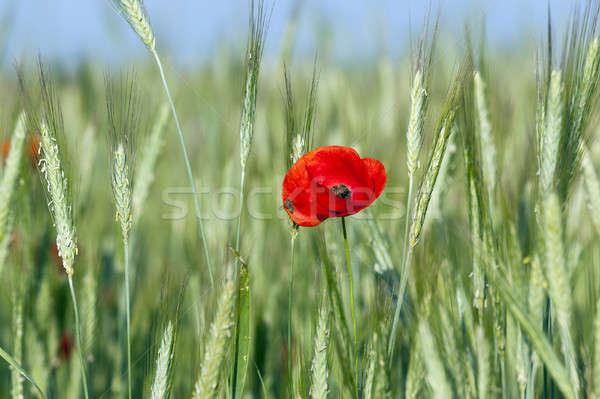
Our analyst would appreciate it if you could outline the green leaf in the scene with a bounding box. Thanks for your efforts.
[0,345,47,399]
[233,264,251,399]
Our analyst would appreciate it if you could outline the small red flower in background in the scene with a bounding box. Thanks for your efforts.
[1,140,10,160]
[282,146,386,226]
[0,134,40,168]
[59,331,74,362]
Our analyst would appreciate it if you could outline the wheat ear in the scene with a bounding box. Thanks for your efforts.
[0,112,26,239]
[539,70,563,194]
[150,321,174,399]
[582,145,600,236]
[473,71,496,200]
[310,303,329,399]
[192,277,236,399]
[0,112,26,272]
[110,0,213,284]
[39,112,88,399]
[419,319,451,399]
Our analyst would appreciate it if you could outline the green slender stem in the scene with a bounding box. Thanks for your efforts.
[341,217,358,384]
[0,346,47,399]
[388,174,414,359]
[234,170,246,275]
[151,48,214,287]
[68,276,90,399]
[288,233,296,395]
[124,238,132,399]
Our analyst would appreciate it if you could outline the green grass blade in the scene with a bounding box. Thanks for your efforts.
[488,271,576,399]
[316,232,357,395]
[0,346,47,399]
[233,264,251,399]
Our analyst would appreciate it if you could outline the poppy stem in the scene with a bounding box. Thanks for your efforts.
[68,275,90,399]
[288,232,296,394]
[341,216,358,384]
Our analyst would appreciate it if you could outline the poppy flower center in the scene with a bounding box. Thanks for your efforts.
[330,184,352,199]
[285,198,294,213]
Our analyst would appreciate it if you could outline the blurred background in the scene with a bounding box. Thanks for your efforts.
[0,0,574,69]
[2,1,600,398]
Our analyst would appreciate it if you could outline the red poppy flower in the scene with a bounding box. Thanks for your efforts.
[282,145,386,227]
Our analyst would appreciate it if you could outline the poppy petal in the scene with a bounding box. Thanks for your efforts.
[282,157,324,226]
[362,157,387,199]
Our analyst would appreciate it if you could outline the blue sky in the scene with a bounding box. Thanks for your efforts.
[0,1,574,67]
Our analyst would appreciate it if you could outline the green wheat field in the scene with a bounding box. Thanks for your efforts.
[1,1,600,398]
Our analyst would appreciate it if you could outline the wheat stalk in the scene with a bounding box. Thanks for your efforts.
[82,268,97,359]
[106,75,139,399]
[35,66,89,398]
[235,0,268,272]
[536,66,580,394]
[109,0,213,283]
